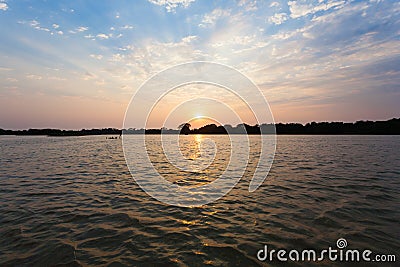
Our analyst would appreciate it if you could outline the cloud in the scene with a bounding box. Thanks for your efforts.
[0,1,8,11]
[96,33,110,39]
[84,34,95,39]
[268,13,288,25]
[6,77,18,82]
[199,8,230,28]
[26,74,43,80]
[118,45,134,51]
[61,8,74,13]
[102,35,207,83]
[47,76,66,81]
[121,25,134,30]
[52,24,59,29]
[255,17,399,106]
[238,0,257,11]
[68,26,89,34]
[29,20,39,27]
[210,34,259,49]
[270,2,279,8]
[90,54,103,60]
[181,35,197,43]
[176,0,400,115]
[109,53,124,62]
[288,0,346,19]
[147,0,195,12]
[76,26,89,32]
[39,27,50,32]
[19,20,51,32]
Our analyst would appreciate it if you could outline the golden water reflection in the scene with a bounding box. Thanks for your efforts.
[146,134,233,186]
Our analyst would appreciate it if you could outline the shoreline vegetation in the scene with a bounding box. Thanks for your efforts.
[0,118,399,136]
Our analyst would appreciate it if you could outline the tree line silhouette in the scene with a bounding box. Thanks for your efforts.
[176,118,400,134]
[0,128,122,136]
[0,118,399,136]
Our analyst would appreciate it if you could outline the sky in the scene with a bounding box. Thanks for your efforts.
[0,0,399,129]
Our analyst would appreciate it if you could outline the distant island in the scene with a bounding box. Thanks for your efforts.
[0,118,399,136]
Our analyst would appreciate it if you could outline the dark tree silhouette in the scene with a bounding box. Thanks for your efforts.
[178,123,191,135]
[1,118,399,136]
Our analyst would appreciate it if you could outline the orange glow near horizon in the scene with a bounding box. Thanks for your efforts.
[187,117,221,129]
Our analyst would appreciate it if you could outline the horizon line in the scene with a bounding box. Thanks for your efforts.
[1,117,399,131]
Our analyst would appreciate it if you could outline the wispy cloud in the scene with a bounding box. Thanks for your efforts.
[181,35,197,43]
[288,0,346,19]
[6,77,18,82]
[199,8,230,28]
[121,25,134,30]
[118,45,134,51]
[28,20,50,32]
[238,0,257,11]
[26,74,43,80]
[47,76,66,81]
[96,33,110,39]
[90,54,103,60]
[147,0,196,12]
[18,19,56,34]
[84,34,95,39]
[76,26,89,32]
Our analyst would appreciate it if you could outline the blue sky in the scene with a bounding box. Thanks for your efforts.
[0,0,399,129]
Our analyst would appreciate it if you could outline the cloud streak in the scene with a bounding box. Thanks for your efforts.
[288,0,346,19]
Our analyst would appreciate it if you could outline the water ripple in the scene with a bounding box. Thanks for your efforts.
[0,135,399,266]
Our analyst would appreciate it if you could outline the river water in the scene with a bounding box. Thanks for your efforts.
[0,135,399,266]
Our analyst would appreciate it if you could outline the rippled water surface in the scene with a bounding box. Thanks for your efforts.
[0,135,399,266]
